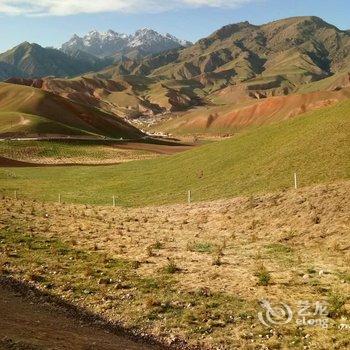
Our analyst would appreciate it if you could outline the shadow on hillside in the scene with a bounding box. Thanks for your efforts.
[0,276,172,350]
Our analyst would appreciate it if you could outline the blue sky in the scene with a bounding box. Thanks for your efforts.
[0,0,349,52]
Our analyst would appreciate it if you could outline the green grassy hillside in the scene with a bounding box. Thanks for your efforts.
[0,83,144,139]
[1,99,349,206]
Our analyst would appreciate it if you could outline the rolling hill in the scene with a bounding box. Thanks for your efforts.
[1,98,349,206]
[0,83,144,139]
[6,75,204,119]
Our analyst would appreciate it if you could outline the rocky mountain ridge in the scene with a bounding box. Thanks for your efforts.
[61,28,191,59]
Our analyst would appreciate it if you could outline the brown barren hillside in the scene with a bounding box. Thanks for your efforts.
[6,75,203,119]
[110,16,350,92]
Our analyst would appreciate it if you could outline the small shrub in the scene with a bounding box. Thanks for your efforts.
[255,264,271,286]
[164,259,180,274]
[307,267,317,274]
[267,243,292,255]
[153,240,163,250]
[187,241,213,253]
[146,245,154,257]
[130,260,141,269]
[212,255,222,266]
[311,215,321,224]
[214,244,224,257]
[328,292,348,318]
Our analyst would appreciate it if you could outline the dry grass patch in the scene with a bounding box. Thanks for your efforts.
[0,181,349,349]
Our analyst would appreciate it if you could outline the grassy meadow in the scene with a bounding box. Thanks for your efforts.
[1,99,349,206]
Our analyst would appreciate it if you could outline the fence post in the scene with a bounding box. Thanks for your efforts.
[112,195,116,207]
[58,194,61,204]
[294,172,298,190]
[14,190,17,200]
[188,190,192,204]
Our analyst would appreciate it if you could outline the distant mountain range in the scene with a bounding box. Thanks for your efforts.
[110,16,350,92]
[61,28,191,59]
[0,28,190,80]
[2,16,350,140]
[1,16,350,105]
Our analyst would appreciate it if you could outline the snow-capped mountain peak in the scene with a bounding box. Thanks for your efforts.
[61,28,191,59]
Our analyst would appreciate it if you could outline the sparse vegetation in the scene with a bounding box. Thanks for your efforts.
[1,181,348,349]
[328,292,348,318]
[163,259,180,274]
[212,255,222,266]
[255,264,272,286]
[187,241,213,253]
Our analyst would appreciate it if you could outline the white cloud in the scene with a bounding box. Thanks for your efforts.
[0,0,255,16]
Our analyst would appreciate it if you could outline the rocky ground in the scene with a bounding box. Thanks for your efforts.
[0,181,349,349]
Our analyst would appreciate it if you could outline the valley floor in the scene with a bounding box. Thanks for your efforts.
[0,181,349,349]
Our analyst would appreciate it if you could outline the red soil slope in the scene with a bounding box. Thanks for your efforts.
[165,87,350,133]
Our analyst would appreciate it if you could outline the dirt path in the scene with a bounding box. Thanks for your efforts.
[0,284,162,350]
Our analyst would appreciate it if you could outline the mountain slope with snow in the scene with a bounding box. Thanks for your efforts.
[61,29,191,59]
